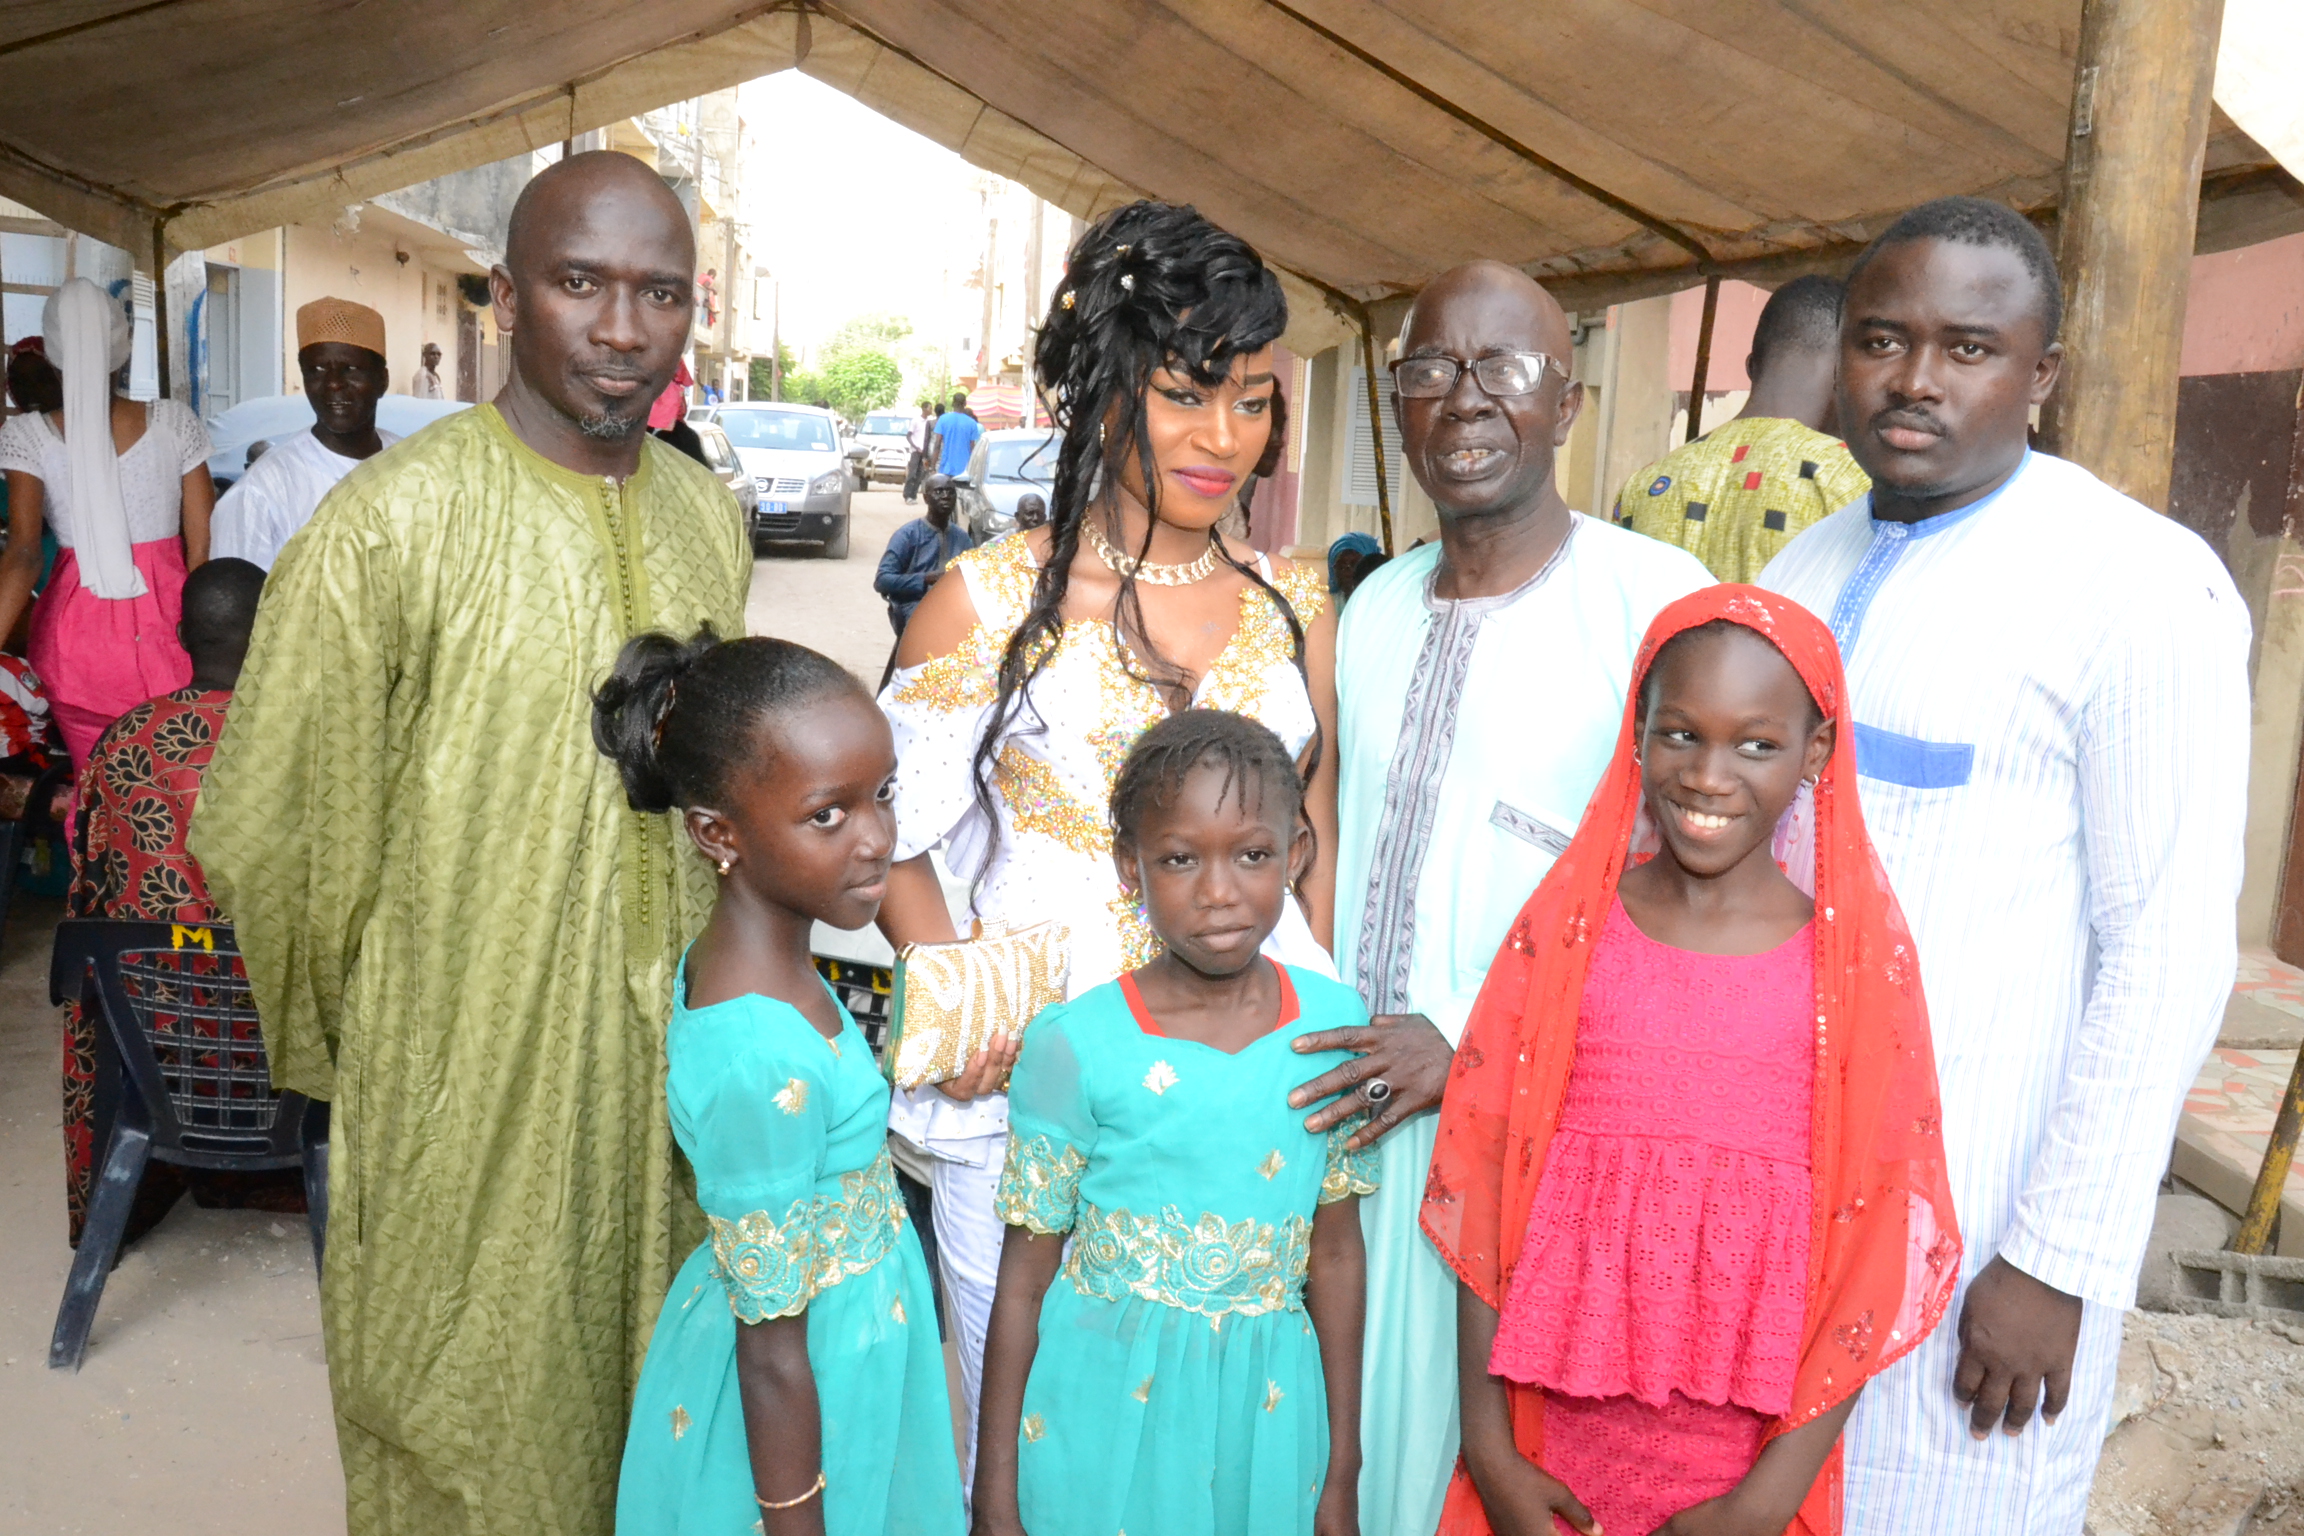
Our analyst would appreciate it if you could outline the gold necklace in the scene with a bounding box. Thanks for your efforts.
[1082,517,1223,586]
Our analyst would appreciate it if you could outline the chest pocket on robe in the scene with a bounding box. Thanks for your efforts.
[1853,722,1975,790]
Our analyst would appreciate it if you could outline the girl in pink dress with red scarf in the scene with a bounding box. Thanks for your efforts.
[1426,586,1961,1536]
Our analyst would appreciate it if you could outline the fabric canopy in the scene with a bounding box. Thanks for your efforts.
[3,2,2298,359]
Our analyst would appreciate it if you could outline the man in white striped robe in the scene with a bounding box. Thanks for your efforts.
[1763,197,2249,1533]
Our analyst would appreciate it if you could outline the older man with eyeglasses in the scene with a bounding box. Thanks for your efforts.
[1283,260,1710,1535]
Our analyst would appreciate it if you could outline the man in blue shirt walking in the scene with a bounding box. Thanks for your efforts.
[928,391,982,478]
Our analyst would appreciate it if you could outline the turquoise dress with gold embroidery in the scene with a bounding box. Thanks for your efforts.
[996,962,1380,1536]
[618,977,964,1535]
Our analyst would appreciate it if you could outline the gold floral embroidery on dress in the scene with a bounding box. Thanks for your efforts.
[1021,1413,1047,1442]
[707,1148,906,1321]
[969,533,1041,620]
[888,539,1043,712]
[994,1133,1087,1234]
[891,1294,907,1324]
[1257,1149,1286,1181]
[1109,889,1165,970]
[773,1077,808,1116]
[890,648,997,713]
[1199,567,1325,719]
[1263,1380,1285,1413]
[1063,1202,1314,1317]
[997,744,1111,857]
[670,1404,691,1440]
[1131,1375,1153,1402]
[1320,1123,1382,1205]
[1264,556,1329,625]
[1142,1060,1179,1095]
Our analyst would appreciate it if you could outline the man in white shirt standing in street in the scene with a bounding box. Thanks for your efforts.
[413,340,446,400]
[902,398,934,503]
[212,298,398,570]
[1762,197,2249,1535]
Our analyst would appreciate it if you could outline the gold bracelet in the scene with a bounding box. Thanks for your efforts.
[755,1471,826,1510]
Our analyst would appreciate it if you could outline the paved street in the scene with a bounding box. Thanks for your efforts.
[746,483,916,685]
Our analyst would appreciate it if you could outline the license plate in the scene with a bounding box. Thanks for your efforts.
[762,501,788,515]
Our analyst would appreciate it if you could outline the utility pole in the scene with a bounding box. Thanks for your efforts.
[690,96,707,408]
[2038,0,2227,510]
[771,277,782,402]
[1021,198,1045,425]
[976,182,998,392]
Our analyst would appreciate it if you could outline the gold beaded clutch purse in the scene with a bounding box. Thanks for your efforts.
[885,921,1072,1090]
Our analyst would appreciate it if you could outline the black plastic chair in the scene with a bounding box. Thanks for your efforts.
[0,759,74,945]
[47,919,329,1371]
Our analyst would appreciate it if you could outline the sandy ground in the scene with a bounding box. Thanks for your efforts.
[2089,1310,2304,1536]
[0,495,912,1532]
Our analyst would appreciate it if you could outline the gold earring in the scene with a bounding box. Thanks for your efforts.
[716,858,732,876]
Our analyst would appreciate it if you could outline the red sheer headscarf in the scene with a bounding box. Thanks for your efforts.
[1422,584,1960,1536]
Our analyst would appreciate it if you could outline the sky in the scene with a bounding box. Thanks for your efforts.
[736,71,988,365]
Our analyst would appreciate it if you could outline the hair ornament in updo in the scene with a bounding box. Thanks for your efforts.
[651,678,679,752]
[1120,274,1135,292]
[1060,290,1076,309]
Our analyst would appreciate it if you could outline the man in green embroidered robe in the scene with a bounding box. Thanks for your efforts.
[190,152,749,1535]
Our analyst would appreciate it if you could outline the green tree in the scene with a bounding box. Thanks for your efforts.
[827,312,913,356]
[747,341,801,402]
[820,349,903,419]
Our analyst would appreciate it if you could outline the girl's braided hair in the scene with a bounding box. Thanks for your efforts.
[1109,709,1304,850]
[592,625,859,812]
[963,201,1311,888]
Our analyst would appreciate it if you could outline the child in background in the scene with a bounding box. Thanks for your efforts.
[972,709,1374,1536]
[595,627,963,1536]
[1425,587,1960,1536]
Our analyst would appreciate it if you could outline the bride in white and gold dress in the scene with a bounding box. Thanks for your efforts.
[872,199,1340,1486]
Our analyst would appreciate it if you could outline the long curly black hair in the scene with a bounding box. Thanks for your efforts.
[966,201,1308,881]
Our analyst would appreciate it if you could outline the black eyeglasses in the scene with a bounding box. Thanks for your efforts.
[1388,351,1567,400]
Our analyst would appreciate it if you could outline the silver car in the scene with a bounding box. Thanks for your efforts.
[956,427,1058,542]
[689,420,757,521]
[705,403,857,558]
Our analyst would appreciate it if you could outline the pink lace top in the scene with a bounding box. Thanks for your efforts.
[1490,899,1815,1415]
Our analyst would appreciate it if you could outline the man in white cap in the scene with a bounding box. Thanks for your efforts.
[211,297,396,570]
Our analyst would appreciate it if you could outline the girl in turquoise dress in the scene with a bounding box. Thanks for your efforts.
[972,710,1378,1536]
[596,627,964,1536]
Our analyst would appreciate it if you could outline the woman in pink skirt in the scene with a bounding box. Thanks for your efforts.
[0,277,211,769]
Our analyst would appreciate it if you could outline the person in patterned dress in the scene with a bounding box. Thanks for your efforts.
[874,201,1338,1487]
[1613,277,1870,583]
[61,557,275,1244]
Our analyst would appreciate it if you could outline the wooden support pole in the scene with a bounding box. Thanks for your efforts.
[150,217,170,401]
[2236,1048,2304,1254]
[1685,274,1720,444]
[2039,0,2226,510]
[1358,310,1395,555]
